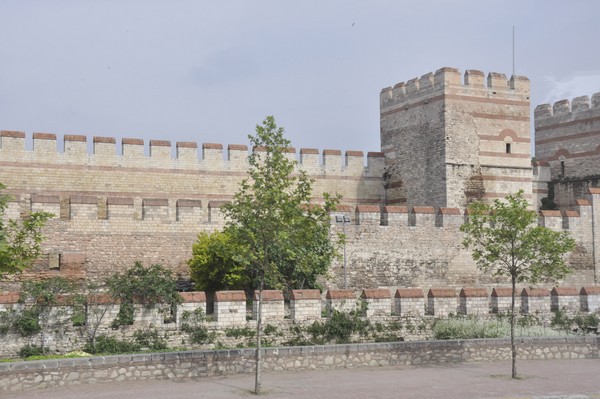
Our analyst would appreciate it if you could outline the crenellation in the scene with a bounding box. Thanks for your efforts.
[32,132,57,154]
[227,144,248,166]
[64,134,87,157]
[355,205,380,225]
[122,138,145,159]
[345,150,364,172]
[149,140,171,159]
[176,141,198,163]
[0,130,26,151]
[509,75,530,93]
[202,143,223,166]
[323,149,342,173]
[418,72,434,93]
[553,99,571,115]
[410,206,436,227]
[92,136,117,166]
[486,72,508,89]
[571,95,590,112]
[592,92,600,108]
[464,69,485,86]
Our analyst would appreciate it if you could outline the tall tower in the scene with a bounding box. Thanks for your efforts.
[535,94,600,209]
[380,67,531,208]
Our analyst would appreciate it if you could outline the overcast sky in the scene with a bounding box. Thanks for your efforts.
[1,0,599,155]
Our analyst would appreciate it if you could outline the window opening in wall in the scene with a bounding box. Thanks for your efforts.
[560,161,565,176]
[505,143,511,154]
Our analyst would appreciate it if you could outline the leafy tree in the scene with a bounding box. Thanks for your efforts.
[0,183,53,277]
[74,281,113,352]
[188,230,251,293]
[460,190,575,379]
[222,116,339,394]
[18,277,77,354]
[106,261,182,328]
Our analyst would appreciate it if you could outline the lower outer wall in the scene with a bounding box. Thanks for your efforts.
[1,336,598,393]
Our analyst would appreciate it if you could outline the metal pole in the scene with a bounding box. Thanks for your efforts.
[342,220,347,289]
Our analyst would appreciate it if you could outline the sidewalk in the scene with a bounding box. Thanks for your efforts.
[6,358,600,399]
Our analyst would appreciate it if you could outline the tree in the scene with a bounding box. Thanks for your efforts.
[188,230,251,293]
[460,190,575,379]
[106,261,182,328]
[0,183,53,277]
[221,116,339,394]
[19,277,77,354]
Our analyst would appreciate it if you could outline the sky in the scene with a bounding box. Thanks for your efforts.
[1,0,599,155]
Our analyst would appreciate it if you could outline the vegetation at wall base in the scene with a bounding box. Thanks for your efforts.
[180,308,215,344]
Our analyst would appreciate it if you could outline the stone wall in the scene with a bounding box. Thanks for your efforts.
[0,132,385,285]
[1,286,600,359]
[1,336,598,393]
[534,94,600,209]
[380,68,531,208]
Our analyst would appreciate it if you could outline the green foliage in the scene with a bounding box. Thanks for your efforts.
[18,277,77,353]
[106,261,182,328]
[13,307,42,336]
[180,308,215,344]
[551,309,600,334]
[132,327,168,350]
[188,230,251,292]
[222,116,340,293]
[84,334,141,354]
[225,326,256,339]
[18,345,45,358]
[461,191,575,285]
[0,183,53,277]
[461,192,576,379]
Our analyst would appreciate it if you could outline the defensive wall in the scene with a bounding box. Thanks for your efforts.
[2,337,599,393]
[535,94,600,209]
[0,67,599,290]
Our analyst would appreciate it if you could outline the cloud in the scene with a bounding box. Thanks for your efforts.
[543,70,600,104]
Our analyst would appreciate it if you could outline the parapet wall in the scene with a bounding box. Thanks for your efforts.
[380,67,530,109]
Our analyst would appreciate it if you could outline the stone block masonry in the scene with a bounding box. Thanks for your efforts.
[380,68,531,208]
[1,67,599,291]
[535,94,600,209]
[1,337,598,393]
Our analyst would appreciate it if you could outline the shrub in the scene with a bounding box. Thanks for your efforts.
[18,345,45,358]
[84,335,141,354]
[180,308,215,344]
[133,327,168,351]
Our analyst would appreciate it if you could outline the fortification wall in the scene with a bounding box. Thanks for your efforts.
[0,132,385,284]
[535,94,600,208]
[380,68,531,208]
[1,182,598,289]
[329,190,599,289]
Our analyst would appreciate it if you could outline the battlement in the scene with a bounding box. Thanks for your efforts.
[0,131,384,176]
[380,67,530,109]
[534,93,600,126]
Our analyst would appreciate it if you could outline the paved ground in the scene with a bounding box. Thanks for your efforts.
[6,358,600,399]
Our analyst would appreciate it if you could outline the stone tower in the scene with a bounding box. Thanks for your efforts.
[534,93,600,209]
[380,67,532,208]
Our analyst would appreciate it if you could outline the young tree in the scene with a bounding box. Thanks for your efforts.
[460,190,575,379]
[0,183,52,277]
[19,277,77,354]
[222,116,339,394]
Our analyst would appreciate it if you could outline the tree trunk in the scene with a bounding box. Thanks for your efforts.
[510,274,517,379]
[254,274,264,395]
